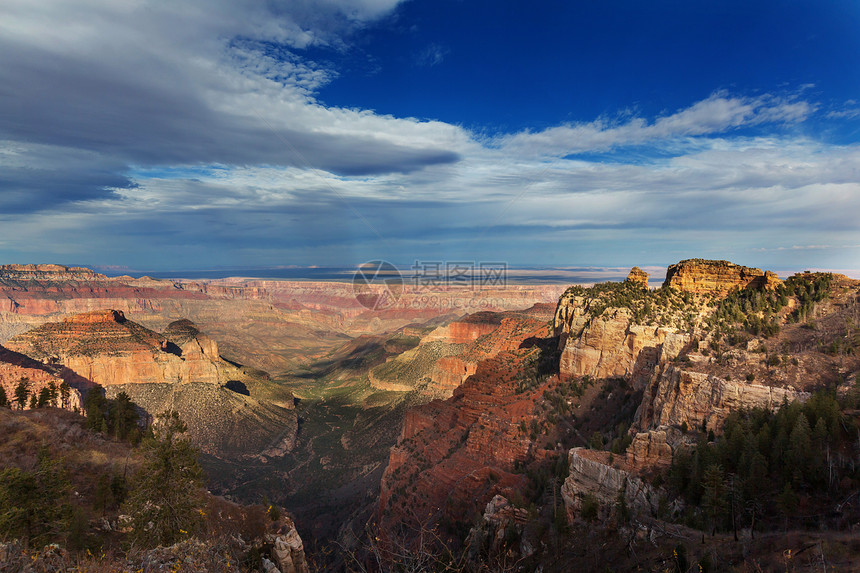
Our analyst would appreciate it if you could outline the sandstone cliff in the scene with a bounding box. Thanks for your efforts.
[663,259,781,295]
[371,305,555,397]
[561,447,668,521]
[633,364,806,434]
[556,306,689,382]
[6,310,221,386]
[377,261,859,552]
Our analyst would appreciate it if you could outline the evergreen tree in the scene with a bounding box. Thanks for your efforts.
[0,385,7,408]
[122,411,206,547]
[14,377,30,410]
[777,483,798,532]
[0,448,71,545]
[47,382,58,407]
[702,464,726,535]
[83,386,108,432]
[788,413,812,485]
[94,473,113,517]
[110,391,139,440]
[59,382,70,409]
[37,386,51,408]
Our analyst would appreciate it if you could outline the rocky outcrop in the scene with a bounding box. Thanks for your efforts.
[556,307,689,382]
[424,312,503,344]
[267,518,309,573]
[372,307,555,397]
[0,263,107,282]
[633,365,807,433]
[626,267,650,289]
[465,495,535,560]
[561,448,667,521]
[0,346,83,411]
[626,428,676,471]
[662,259,781,295]
[6,310,221,386]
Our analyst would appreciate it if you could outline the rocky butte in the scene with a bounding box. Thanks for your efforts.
[4,308,300,460]
[663,258,781,295]
[5,309,221,386]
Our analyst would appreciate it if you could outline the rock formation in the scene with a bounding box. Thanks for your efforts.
[377,331,553,535]
[561,448,667,521]
[555,307,689,381]
[378,260,860,553]
[371,305,556,397]
[633,365,806,433]
[6,310,221,386]
[267,518,309,573]
[626,266,650,289]
[662,259,781,295]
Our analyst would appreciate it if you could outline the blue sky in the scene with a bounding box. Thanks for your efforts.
[1,0,859,275]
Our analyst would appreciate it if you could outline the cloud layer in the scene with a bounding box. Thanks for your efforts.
[0,0,858,272]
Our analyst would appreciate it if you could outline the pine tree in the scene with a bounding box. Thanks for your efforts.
[0,448,70,545]
[47,382,58,407]
[37,387,51,408]
[777,483,798,532]
[702,464,726,535]
[122,411,206,547]
[59,382,70,409]
[788,414,812,485]
[110,391,139,440]
[14,377,30,410]
[0,385,7,408]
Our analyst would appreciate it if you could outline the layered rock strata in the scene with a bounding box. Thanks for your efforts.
[0,345,83,410]
[663,259,781,295]
[561,448,669,521]
[633,365,807,433]
[554,306,689,383]
[6,310,221,386]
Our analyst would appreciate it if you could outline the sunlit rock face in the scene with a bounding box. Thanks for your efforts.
[6,310,220,386]
[663,259,781,296]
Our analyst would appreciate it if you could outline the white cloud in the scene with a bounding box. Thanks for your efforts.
[495,92,816,157]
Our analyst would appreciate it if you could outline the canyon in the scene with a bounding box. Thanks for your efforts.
[3,260,859,571]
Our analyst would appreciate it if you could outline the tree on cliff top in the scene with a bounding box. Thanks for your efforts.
[122,411,206,548]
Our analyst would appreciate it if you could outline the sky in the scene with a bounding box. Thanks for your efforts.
[1,0,859,275]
